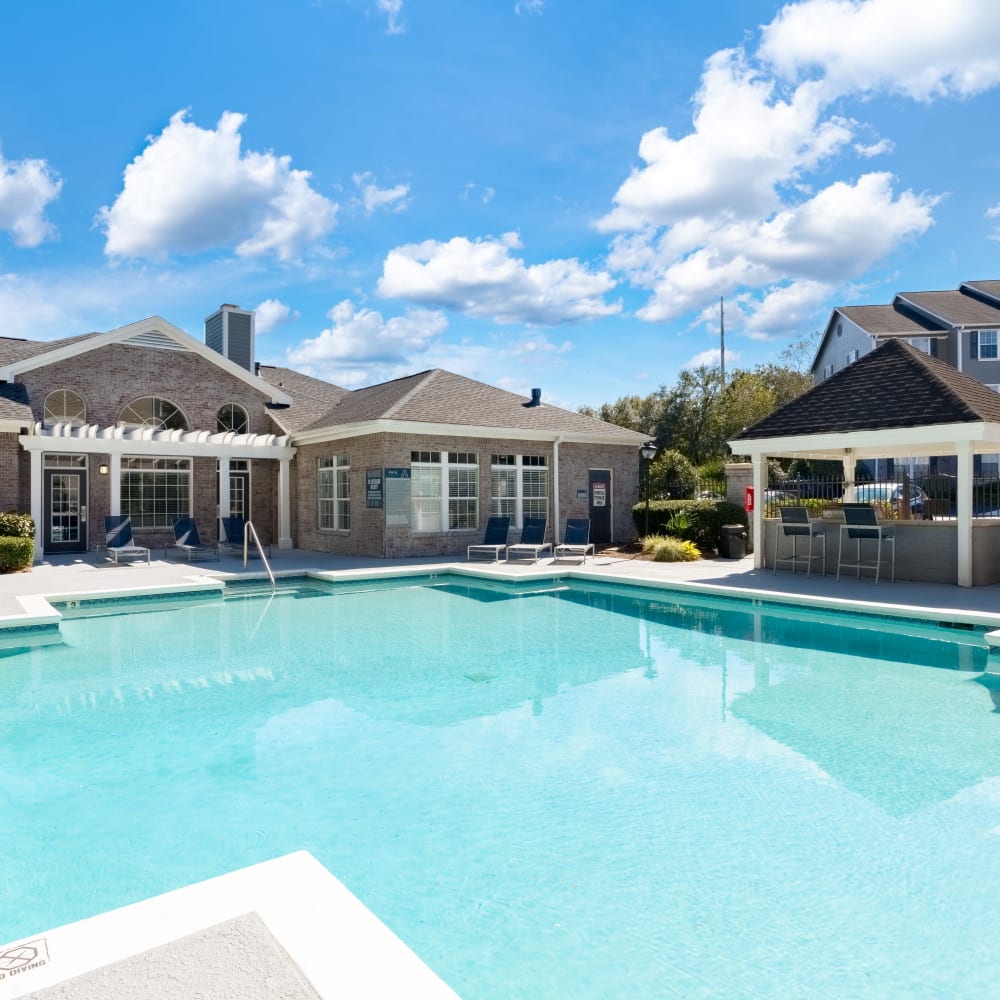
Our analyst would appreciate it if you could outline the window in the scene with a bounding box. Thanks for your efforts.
[845,349,860,365]
[490,454,548,526]
[118,397,188,430]
[318,455,351,531]
[217,403,249,434]
[44,389,86,426]
[410,450,479,531]
[971,330,998,360]
[822,363,834,380]
[120,457,191,529]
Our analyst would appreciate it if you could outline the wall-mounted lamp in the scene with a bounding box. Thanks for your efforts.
[98,463,109,476]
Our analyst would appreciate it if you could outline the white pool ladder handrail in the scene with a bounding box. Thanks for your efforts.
[243,519,276,590]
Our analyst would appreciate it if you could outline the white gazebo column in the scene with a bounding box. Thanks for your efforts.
[277,457,293,549]
[842,449,855,501]
[956,441,973,587]
[752,455,766,569]
[30,450,43,559]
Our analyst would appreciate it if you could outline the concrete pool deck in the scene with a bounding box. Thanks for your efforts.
[3,544,1000,998]
[3,543,1000,628]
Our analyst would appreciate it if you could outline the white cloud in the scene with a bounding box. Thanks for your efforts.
[682,347,740,370]
[741,280,834,340]
[98,110,337,262]
[759,0,1000,101]
[854,138,893,158]
[461,182,495,205]
[378,233,621,324]
[376,0,405,34]
[352,172,410,214]
[515,1,545,14]
[254,298,299,334]
[0,147,62,247]
[286,299,447,384]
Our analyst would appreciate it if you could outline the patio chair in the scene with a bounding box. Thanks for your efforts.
[773,505,825,577]
[103,515,150,566]
[467,516,510,561]
[836,504,895,584]
[219,515,270,558]
[506,517,552,563]
[554,518,595,563]
[170,516,219,562]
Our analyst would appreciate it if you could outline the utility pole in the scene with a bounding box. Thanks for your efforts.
[720,296,726,383]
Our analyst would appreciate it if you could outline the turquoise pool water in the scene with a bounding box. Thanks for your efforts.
[2,575,1000,998]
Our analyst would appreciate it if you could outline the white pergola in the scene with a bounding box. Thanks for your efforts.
[729,419,1000,587]
[20,422,297,557]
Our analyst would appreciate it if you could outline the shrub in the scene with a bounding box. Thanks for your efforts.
[0,511,34,538]
[633,499,748,552]
[0,536,34,573]
[641,534,700,562]
[0,512,35,573]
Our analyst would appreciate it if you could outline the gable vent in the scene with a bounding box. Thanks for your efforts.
[124,331,187,352]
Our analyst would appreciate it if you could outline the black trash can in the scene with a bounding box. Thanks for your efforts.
[719,524,746,559]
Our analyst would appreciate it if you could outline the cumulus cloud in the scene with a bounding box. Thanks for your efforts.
[741,280,835,340]
[376,0,405,34]
[353,172,410,214]
[597,0,978,335]
[286,299,447,385]
[682,347,740,370]
[255,298,299,334]
[759,0,1000,101]
[0,147,62,247]
[378,232,620,325]
[98,110,337,262]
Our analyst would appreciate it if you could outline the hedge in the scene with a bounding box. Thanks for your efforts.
[632,499,748,552]
[0,512,35,573]
[0,536,35,573]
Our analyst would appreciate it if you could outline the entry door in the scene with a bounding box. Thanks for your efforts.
[44,469,88,553]
[228,469,250,520]
[588,469,613,544]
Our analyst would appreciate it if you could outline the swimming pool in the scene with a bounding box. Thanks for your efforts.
[2,574,999,998]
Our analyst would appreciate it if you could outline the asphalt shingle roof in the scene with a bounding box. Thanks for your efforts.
[963,280,1000,303]
[0,382,33,422]
[836,304,945,335]
[896,289,1000,327]
[256,365,350,433]
[734,339,1000,441]
[289,368,645,441]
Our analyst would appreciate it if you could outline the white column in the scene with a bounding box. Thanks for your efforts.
[218,456,230,540]
[842,449,855,500]
[109,453,121,515]
[30,450,43,559]
[752,456,766,570]
[277,457,293,549]
[956,441,973,587]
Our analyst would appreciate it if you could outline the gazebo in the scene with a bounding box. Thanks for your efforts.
[728,339,1000,587]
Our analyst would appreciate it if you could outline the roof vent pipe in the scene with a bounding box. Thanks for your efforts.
[529,387,542,406]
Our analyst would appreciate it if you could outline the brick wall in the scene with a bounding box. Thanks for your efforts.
[17,343,282,545]
[294,433,640,557]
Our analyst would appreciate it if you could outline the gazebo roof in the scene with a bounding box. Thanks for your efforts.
[737,339,1000,439]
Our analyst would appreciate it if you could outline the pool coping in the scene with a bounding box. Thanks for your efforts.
[0,852,459,1000]
[5,561,1000,642]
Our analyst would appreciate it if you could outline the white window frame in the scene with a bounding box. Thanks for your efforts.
[318,455,351,531]
[120,456,191,529]
[410,451,479,532]
[845,349,860,365]
[822,363,834,380]
[490,454,548,528]
[971,329,999,360]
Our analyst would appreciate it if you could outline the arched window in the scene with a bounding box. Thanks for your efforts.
[217,403,249,434]
[118,397,189,431]
[44,389,87,426]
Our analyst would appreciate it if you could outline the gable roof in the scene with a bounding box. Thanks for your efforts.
[895,289,1000,328]
[835,304,945,336]
[0,317,291,406]
[257,365,350,433]
[0,382,33,429]
[962,280,1000,305]
[279,368,647,445]
[735,339,1000,442]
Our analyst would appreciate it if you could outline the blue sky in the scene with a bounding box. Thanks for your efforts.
[2,0,1000,411]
